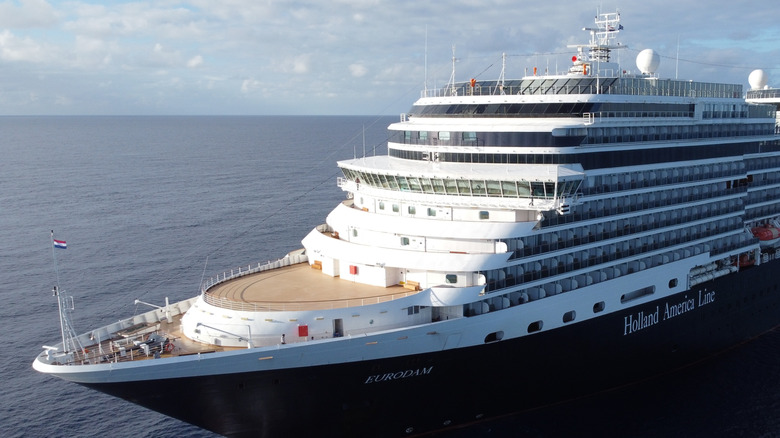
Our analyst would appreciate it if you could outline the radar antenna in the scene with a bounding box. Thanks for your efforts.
[567,10,626,76]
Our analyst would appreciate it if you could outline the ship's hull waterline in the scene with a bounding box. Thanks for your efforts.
[72,259,779,438]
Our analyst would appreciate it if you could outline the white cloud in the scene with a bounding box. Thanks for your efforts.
[0,0,60,28]
[349,63,367,77]
[187,55,204,68]
[241,78,261,93]
[276,54,311,74]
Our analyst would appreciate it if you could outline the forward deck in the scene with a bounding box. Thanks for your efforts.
[203,262,417,312]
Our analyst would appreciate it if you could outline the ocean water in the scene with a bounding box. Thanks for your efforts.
[2,116,779,438]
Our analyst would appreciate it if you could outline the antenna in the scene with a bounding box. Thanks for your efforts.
[424,25,428,95]
[448,44,457,96]
[494,52,507,95]
[675,35,680,79]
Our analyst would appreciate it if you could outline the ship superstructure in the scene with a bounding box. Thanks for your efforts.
[33,12,780,438]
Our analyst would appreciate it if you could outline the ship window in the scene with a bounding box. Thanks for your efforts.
[401,237,410,246]
[527,321,543,333]
[531,182,546,197]
[457,180,472,195]
[420,178,434,193]
[563,310,576,323]
[427,208,436,217]
[439,131,450,141]
[463,132,477,143]
[397,176,410,191]
[352,229,358,237]
[486,180,502,196]
[479,211,490,220]
[408,206,416,215]
[668,278,678,288]
[502,181,518,197]
[593,301,605,313]
[621,286,655,304]
[379,201,385,210]
[484,331,504,343]
[517,182,531,197]
[470,180,486,195]
[392,204,399,212]
[446,274,457,284]
[444,179,458,194]
[407,305,420,315]
[432,179,446,194]
[386,176,399,190]
[419,131,428,141]
[407,178,422,192]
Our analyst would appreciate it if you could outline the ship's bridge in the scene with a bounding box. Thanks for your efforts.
[338,155,584,212]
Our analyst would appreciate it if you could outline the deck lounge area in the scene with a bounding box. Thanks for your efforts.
[203,262,417,312]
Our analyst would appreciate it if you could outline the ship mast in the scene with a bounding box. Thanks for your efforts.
[49,231,83,356]
[567,10,626,81]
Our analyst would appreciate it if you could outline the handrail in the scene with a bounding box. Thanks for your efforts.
[201,290,419,313]
[200,254,309,293]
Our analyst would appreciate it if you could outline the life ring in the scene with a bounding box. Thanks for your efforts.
[165,342,174,353]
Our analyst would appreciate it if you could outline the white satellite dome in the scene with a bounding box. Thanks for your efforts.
[748,69,768,90]
[636,49,661,75]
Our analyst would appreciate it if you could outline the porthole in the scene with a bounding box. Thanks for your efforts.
[593,301,605,313]
[563,310,576,323]
[484,331,504,343]
[669,278,678,288]
[527,321,543,333]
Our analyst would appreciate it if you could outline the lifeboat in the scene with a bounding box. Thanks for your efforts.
[737,253,756,268]
[750,225,780,248]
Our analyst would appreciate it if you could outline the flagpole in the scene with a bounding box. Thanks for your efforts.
[50,230,69,352]
[50,230,62,289]
[50,230,82,355]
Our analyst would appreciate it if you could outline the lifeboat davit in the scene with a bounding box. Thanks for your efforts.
[751,225,780,248]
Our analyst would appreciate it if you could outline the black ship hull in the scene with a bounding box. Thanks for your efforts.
[82,259,780,437]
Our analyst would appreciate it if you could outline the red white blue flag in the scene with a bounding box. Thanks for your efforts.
[53,239,67,249]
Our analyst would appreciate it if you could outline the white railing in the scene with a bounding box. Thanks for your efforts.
[200,253,309,294]
[201,290,419,313]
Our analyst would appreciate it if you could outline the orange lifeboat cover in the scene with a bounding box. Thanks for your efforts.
[751,226,780,241]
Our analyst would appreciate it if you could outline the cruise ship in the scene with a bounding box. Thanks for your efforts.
[33,12,780,438]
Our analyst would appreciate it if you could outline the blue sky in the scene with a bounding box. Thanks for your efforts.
[0,0,778,116]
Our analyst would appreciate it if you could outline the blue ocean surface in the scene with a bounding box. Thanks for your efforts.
[2,116,779,437]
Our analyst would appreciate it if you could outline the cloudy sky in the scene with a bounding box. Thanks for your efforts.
[0,0,778,116]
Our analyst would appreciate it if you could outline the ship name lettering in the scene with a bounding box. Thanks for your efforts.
[663,295,695,320]
[364,366,434,384]
[698,289,715,306]
[623,306,659,335]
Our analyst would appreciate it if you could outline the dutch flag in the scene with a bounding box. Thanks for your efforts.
[53,239,67,250]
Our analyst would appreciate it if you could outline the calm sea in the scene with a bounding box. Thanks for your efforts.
[2,116,779,438]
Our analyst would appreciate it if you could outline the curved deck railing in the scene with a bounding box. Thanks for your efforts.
[201,289,418,313]
[200,253,309,294]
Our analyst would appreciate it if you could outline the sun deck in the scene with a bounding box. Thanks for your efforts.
[203,262,417,312]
